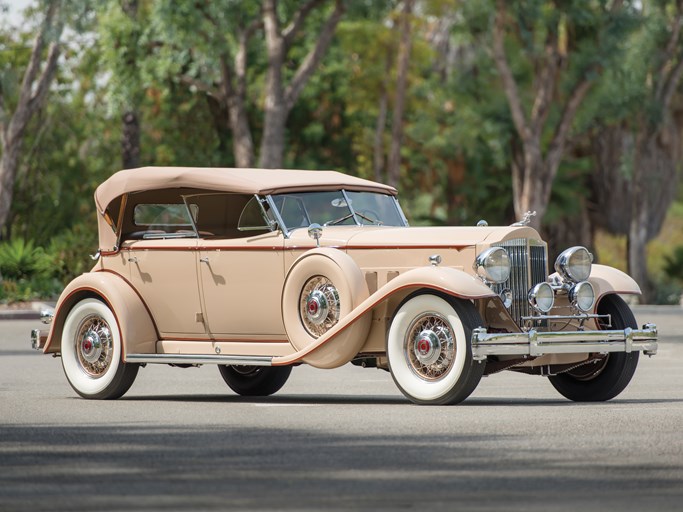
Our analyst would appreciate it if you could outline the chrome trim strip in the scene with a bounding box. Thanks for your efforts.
[393,196,410,226]
[519,314,607,322]
[265,194,290,238]
[125,353,273,366]
[470,323,658,360]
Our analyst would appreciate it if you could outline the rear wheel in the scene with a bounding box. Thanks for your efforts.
[548,294,639,402]
[387,292,485,405]
[218,365,292,396]
[61,298,138,399]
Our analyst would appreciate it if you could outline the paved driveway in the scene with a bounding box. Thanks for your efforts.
[1,307,681,511]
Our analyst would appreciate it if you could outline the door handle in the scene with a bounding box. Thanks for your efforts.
[200,257,209,263]
[128,257,138,263]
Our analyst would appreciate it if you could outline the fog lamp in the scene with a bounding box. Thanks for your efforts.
[528,282,554,313]
[569,281,595,312]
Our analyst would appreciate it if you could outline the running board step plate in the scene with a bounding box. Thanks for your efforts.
[125,354,273,366]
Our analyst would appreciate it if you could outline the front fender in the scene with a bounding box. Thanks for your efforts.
[589,264,642,301]
[44,270,158,358]
[274,265,495,365]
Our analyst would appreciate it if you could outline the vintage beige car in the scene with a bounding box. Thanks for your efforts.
[31,167,658,405]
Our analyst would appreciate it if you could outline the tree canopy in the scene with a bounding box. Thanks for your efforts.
[1,0,683,303]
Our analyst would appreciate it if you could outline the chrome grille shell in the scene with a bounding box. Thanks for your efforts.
[490,238,548,325]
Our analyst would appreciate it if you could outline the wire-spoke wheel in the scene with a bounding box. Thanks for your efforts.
[548,294,640,402]
[218,365,292,396]
[299,275,340,338]
[61,298,138,399]
[387,292,485,405]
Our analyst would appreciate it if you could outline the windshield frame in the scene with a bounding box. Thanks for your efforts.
[266,189,408,238]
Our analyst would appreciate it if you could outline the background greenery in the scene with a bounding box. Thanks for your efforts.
[2,0,683,304]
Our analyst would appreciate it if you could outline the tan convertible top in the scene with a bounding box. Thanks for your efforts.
[95,166,397,214]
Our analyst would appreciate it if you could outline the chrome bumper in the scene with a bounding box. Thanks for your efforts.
[471,323,658,360]
[31,329,48,350]
[30,311,52,351]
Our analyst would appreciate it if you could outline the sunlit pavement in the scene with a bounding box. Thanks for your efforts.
[0,306,681,511]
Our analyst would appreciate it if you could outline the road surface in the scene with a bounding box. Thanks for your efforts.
[1,307,681,511]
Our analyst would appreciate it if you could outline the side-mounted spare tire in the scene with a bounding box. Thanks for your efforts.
[281,248,371,369]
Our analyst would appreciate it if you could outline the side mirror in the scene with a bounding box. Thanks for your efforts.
[308,223,323,247]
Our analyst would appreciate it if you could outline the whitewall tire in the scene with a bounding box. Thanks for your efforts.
[61,298,138,399]
[387,293,484,405]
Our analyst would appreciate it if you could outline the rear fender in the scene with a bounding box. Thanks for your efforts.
[44,271,158,358]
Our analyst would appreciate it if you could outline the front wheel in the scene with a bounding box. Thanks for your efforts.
[548,294,639,402]
[218,365,292,396]
[387,292,485,405]
[61,298,139,399]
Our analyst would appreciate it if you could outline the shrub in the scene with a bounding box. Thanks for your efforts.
[664,245,683,283]
[0,239,51,280]
[44,222,98,283]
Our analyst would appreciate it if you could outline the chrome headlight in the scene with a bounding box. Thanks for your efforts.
[568,281,595,312]
[554,246,593,283]
[528,282,554,313]
[473,247,511,284]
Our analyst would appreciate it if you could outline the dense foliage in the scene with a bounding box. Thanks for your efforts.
[1,0,683,303]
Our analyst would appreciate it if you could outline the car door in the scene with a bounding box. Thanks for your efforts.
[127,238,206,337]
[198,232,286,337]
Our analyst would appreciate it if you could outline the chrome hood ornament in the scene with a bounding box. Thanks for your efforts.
[511,211,536,227]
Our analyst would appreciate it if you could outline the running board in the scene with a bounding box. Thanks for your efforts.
[125,354,273,366]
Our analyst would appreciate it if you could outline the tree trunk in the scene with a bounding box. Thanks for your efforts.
[121,111,140,169]
[0,2,61,236]
[628,205,651,302]
[0,141,21,239]
[373,46,393,183]
[387,0,413,189]
[120,0,140,170]
[259,52,287,168]
[258,0,344,169]
[373,90,388,183]
[227,93,255,168]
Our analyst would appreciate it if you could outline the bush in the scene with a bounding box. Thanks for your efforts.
[0,239,51,280]
[664,245,683,283]
[44,222,98,283]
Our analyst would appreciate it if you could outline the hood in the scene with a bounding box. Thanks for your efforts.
[341,225,542,249]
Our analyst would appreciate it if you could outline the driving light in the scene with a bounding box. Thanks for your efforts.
[555,246,593,283]
[528,282,554,313]
[569,281,595,312]
[473,247,511,284]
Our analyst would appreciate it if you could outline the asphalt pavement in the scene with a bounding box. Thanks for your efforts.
[1,306,682,511]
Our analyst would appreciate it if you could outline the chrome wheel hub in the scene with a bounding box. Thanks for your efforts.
[405,312,456,381]
[413,330,441,366]
[305,290,329,325]
[81,331,103,364]
[299,276,340,338]
[75,315,113,377]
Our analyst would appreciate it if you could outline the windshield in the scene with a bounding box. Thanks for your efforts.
[270,191,406,231]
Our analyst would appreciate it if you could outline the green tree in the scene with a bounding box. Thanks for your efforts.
[144,0,344,168]
[490,0,638,231]
[589,0,683,299]
[0,1,63,239]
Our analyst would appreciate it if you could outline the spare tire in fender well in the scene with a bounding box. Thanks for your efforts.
[281,248,371,369]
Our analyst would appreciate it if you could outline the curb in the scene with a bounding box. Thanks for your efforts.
[0,302,55,321]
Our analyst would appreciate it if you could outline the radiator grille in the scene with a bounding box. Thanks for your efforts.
[491,239,548,325]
